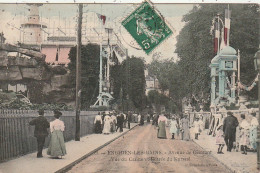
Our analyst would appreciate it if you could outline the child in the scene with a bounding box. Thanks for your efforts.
[216,124,225,154]
[193,117,200,140]
[239,114,250,155]
[170,117,178,139]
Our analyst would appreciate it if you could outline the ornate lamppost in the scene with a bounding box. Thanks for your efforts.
[254,49,260,169]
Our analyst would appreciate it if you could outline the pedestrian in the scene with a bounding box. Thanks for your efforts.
[153,114,159,126]
[127,111,132,129]
[193,117,200,140]
[101,111,106,131]
[120,113,124,132]
[176,115,181,139]
[249,112,258,152]
[123,113,127,128]
[111,113,117,133]
[198,116,204,134]
[223,111,239,152]
[169,116,178,139]
[138,113,141,124]
[102,112,111,134]
[134,113,138,123]
[116,113,123,132]
[29,109,50,158]
[216,123,225,154]
[157,114,167,139]
[139,114,144,126]
[147,113,150,123]
[94,112,103,134]
[181,114,190,141]
[239,114,250,155]
[47,110,66,159]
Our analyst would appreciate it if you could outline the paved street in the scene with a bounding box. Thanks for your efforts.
[68,123,232,173]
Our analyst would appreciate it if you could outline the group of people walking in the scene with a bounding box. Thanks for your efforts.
[94,111,129,135]
[216,111,258,155]
[152,113,199,141]
[29,109,66,159]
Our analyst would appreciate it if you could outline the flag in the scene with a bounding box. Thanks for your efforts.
[220,28,226,50]
[96,13,106,25]
[55,47,59,61]
[214,22,220,54]
[224,9,231,45]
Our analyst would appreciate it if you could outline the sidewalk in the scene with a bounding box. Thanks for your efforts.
[0,123,138,173]
[191,128,257,173]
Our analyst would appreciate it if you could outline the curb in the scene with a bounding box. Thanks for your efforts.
[192,140,236,173]
[55,124,139,173]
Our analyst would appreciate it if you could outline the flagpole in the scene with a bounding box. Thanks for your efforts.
[237,49,241,104]
[217,14,220,54]
[227,4,230,46]
[98,6,104,106]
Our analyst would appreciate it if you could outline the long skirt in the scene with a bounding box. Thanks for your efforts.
[94,120,102,134]
[47,130,66,157]
[103,121,111,134]
[182,127,190,141]
[157,121,166,139]
[239,129,250,146]
[250,126,257,149]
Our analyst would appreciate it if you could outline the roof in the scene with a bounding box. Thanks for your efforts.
[211,54,219,64]
[219,46,237,55]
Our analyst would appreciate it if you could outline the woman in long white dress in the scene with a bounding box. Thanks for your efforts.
[102,114,111,134]
[47,110,66,158]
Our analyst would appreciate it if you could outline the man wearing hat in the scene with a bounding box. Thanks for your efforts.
[223,111,239,152]
[29,109,50,158]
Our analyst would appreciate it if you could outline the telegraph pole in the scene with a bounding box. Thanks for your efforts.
[75,4,83,141]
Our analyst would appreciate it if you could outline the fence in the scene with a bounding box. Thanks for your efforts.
[0,110,98,163]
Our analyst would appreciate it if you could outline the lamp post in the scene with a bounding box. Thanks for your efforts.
[254,49,260,170]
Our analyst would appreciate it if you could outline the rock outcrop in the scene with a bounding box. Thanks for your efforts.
[0,43,74,106]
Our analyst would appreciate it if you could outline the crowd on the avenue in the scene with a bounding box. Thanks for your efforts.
[93,110,144,135]
[146,111,258,155]
[29,108,258,159]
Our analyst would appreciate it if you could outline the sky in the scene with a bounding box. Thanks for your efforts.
[0,3,194,63]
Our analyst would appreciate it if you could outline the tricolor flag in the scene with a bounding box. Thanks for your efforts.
[224,9,231,45]
[214,21,220,54]
[96,13,106,25]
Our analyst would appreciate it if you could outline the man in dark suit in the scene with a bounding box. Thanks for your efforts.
[127,111,132,129]
[223,111,239,152]
[29,109,50,158]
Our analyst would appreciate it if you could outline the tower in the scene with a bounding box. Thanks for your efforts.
[21,4,47,45]
[210,46,237,107]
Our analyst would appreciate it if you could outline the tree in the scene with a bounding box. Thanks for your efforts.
[146,4,259,111]
[67,44,146,111]
[175,4,259,107]
[67,44,100,109]
[148,59,185,113]
[121,56,146,111]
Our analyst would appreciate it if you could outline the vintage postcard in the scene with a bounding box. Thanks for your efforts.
[0,0,259,173]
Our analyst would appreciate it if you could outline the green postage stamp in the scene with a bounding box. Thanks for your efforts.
[122,1,173,54]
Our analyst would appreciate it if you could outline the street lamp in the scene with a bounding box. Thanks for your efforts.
[254,49,260,170]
